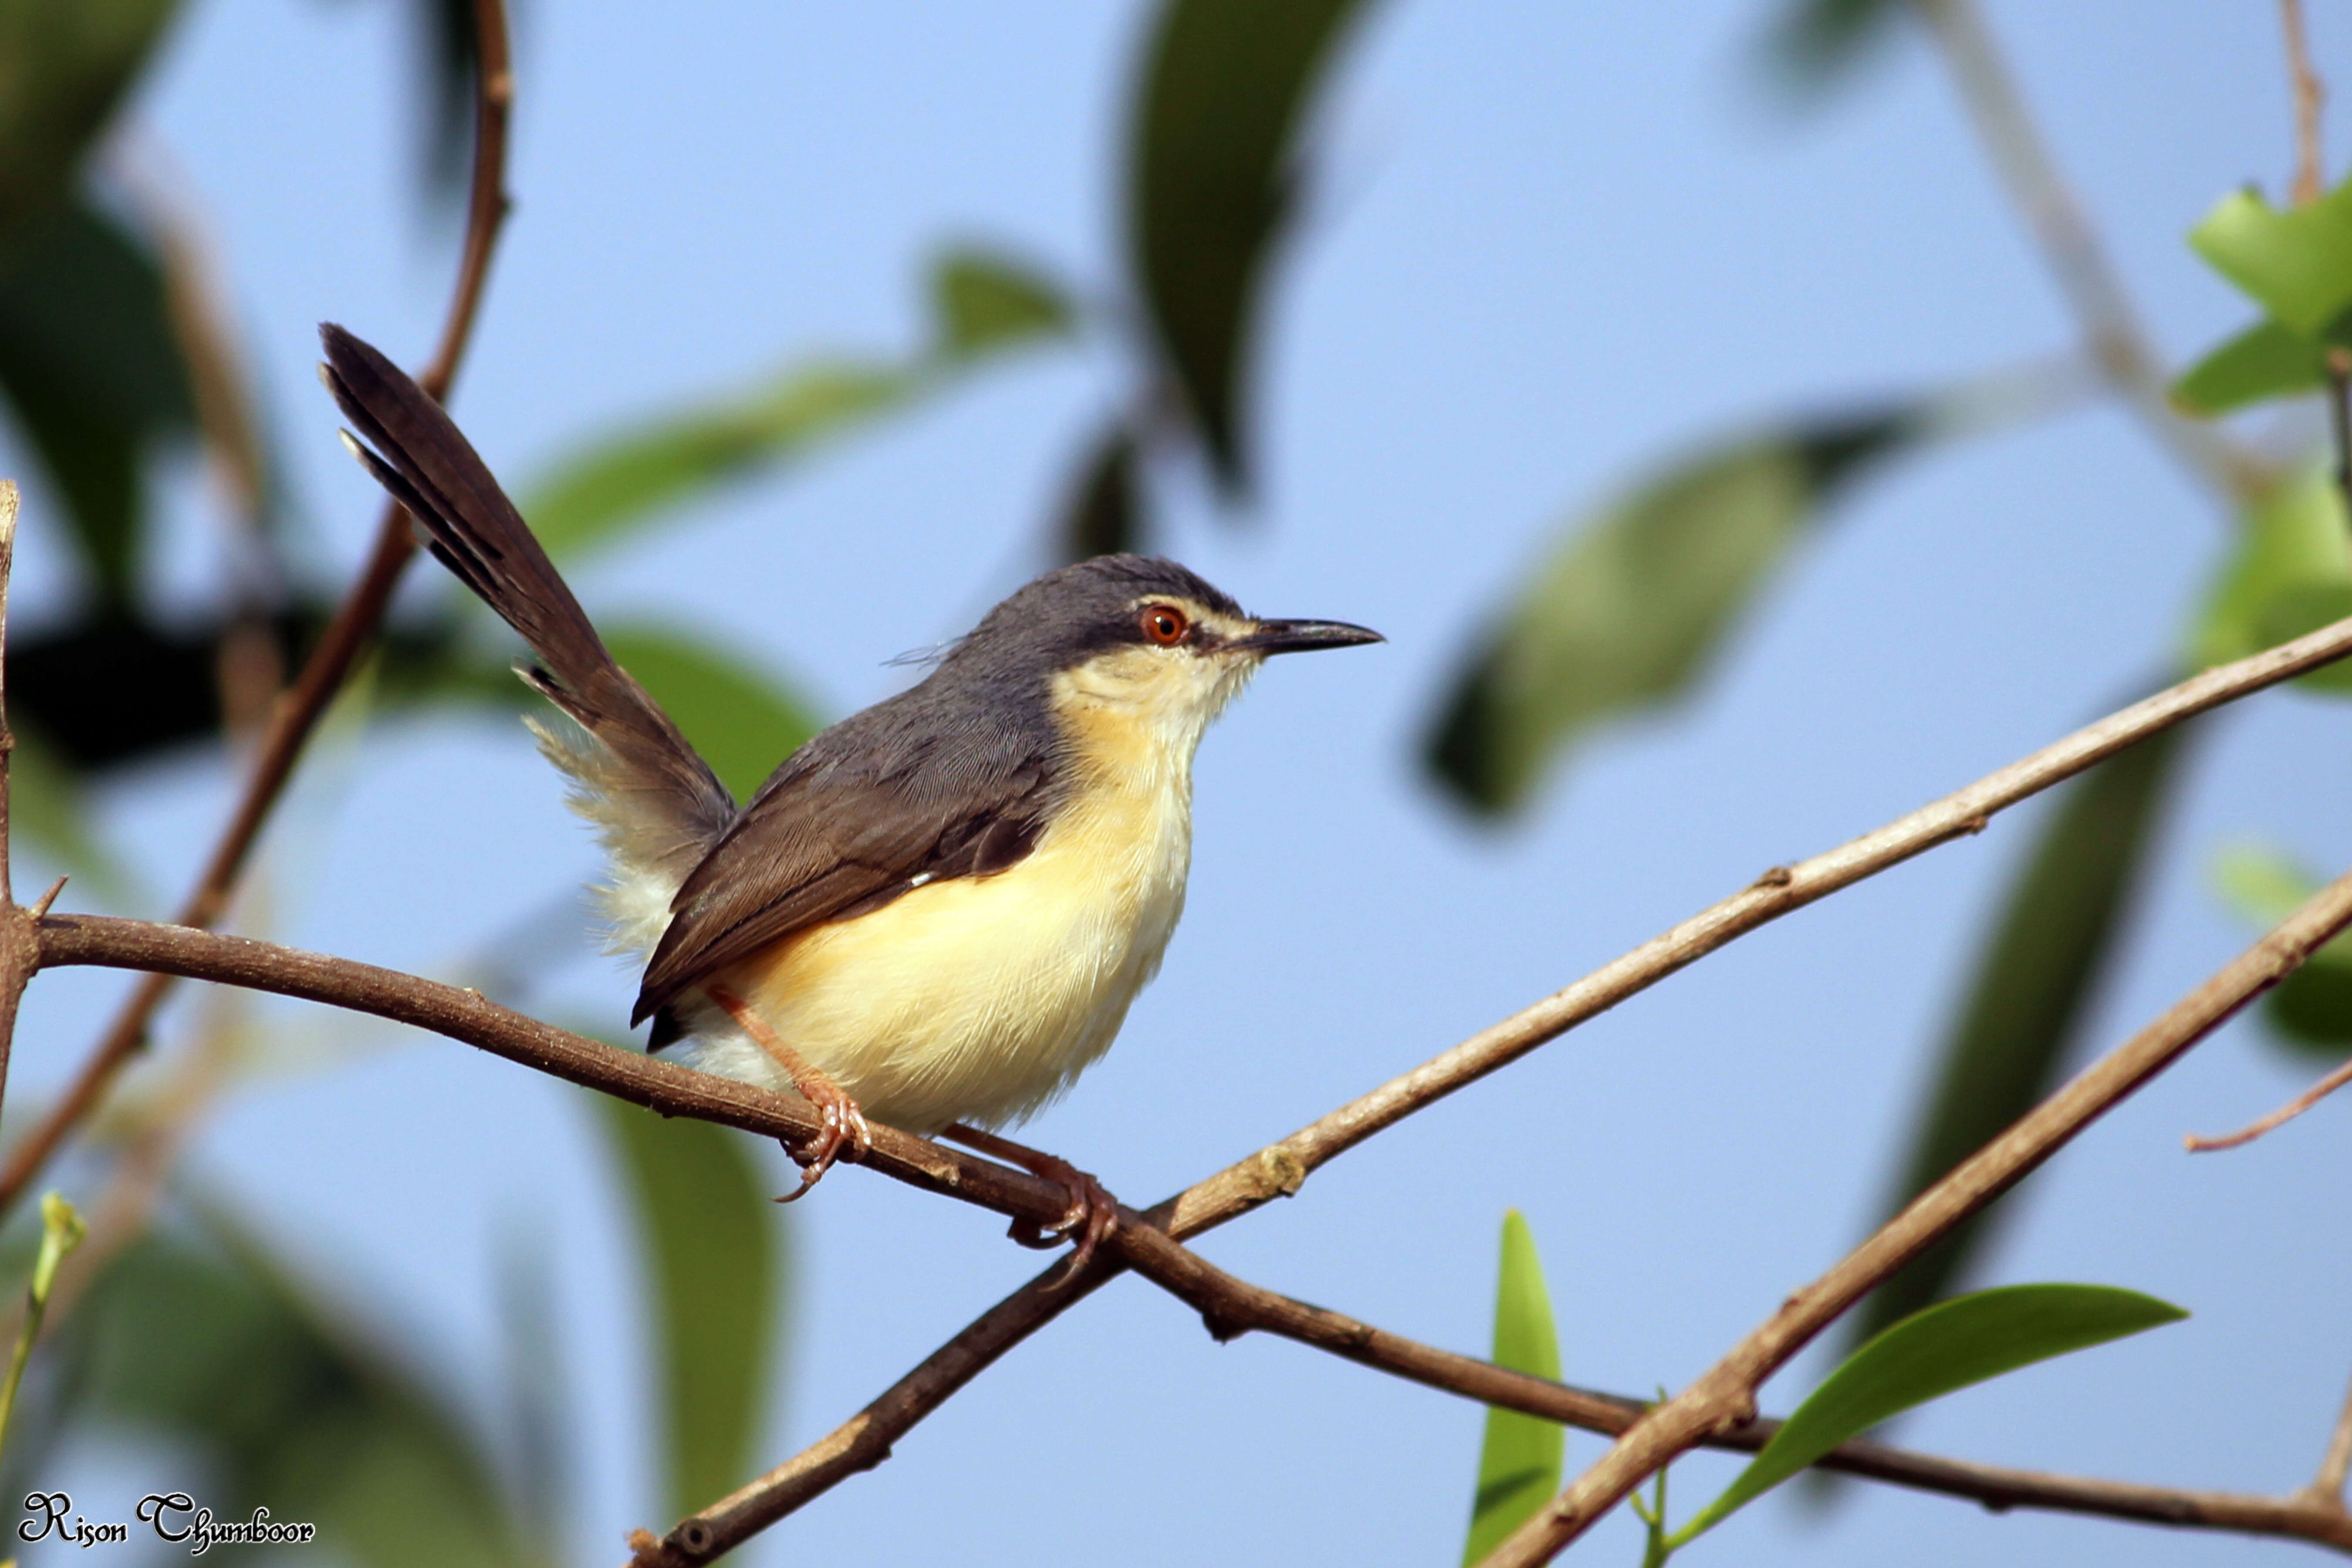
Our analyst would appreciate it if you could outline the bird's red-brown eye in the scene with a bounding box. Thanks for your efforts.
[1140,603,1189,646]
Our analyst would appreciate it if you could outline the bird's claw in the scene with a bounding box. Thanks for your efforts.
[775,1085,871,1202]
[1005,1156,1118,1279]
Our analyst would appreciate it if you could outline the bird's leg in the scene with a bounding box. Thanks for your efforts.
[704,983,872,1198]
[941,1123,1119,1274]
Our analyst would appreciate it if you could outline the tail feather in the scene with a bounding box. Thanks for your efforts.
[318,323,735,890]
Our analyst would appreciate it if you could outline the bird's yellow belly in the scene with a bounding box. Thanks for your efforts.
[688,779,1192,1135]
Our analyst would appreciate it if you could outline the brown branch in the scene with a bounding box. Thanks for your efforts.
[1913,0,2265,504]
[0,0,515,1220]
[0,478,27,1129]
[2308,1365,2352,1507]
[2185,1049,2352,1151]
[29,906,2352,1568]
[1478,864,2352,1567]
[632,606,2352,1561]
[2282,0,2329,207]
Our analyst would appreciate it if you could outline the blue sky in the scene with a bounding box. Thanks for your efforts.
[5,1,2350,1563]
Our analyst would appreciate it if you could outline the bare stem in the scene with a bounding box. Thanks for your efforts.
[1478,864,2352,1566]
[1915,0,2264,504]
[0,0,515,1220]
[2282,0,2329,206]
[2308,1365,2352,1507]
[2186,1048,2352,1152]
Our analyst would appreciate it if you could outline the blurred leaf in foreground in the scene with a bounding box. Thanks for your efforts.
[1127,0,1377,491]
[1055,419,1144,562]
[2190,463,2352,696]
[1840,722,2191,1360]
[1461,1210,1562,1566]
[59,1207,530,1568]
[2211,841,2352,1059]
[2174,175,2352,419]
[601,623,822,801]
[2173,318,2325,416]
[0,0,181,241]
[596,1096,784,1522]
[1673,1284,2185,1544]
[1755,0,1909,102]
[1424,407,1921,816]
[521,247,1072,562]
[0,196,196,605]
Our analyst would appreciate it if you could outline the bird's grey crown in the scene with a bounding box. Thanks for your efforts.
[943,554,1244,674]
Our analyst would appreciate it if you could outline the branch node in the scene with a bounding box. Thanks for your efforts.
[1254,1145,1308,1198]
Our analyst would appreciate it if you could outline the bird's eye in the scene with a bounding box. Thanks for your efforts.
[1140,603,1189,646]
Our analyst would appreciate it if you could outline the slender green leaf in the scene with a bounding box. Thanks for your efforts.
[0,0,181,243]
[1675,1284,2183,1543]
[2210,843,2352,1059]
[1056,419,1144,562]
[601,623,821,801]
[2190,180,2352,335]
[2191,463,2352,696]
[1843,723,2190,1355]
[523,246,1070,562]
[1425,410,1916,816]
[1462,1211,1564,1565]
[595,1097,783,1522]
[55,1206,530,1568]
[1756,0,1909,99]
[0,196,196,604]
[1127,0,1376,490]
[931,249,1069,360]
[2172,317,2325,416]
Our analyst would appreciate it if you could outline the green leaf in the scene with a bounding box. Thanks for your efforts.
[2190,180,2352,335]
[5,720,128,899]
[2190,463,2352,696]
[56,1205,530,1568]
[601,622,821,801]
[0,196,196,604]
[595,1097,784,1522]
[1462,1211,1564,1565]
[2209,843,2352,1059]
[1842,723,2190,1356]
[2171,317,2326,416]
[1056,419,1145,562]
[930,248,1070,360]
[1424,411,1916,815]
[1127,0,1377,490]
[523,246,1070,562]
[1756,0,1909,99]
[1673,1284,2186,1544]
[0,0,180,243]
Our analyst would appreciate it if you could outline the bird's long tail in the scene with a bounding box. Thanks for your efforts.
[318,323,734,946]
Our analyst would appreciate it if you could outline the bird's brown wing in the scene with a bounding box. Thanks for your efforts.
[633,701,1059,1035]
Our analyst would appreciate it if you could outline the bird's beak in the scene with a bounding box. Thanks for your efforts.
[1221,618,1386,656]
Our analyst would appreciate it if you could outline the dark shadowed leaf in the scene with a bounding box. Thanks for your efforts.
[1424,410,1917,816]
[1756,0,1909,98]
[54,1206,530,1568]
[2211,843,2352,1060]
[1461,1210,1563,1566]
[523,246,1070,562]
[0,0,181,241]
[1056,419,1144,562]
[2171,318,2325,416]
[595,1097,784,1522]
[1127,0,1375,490]
[1673,1285,2185,1543]
[602,623,822,801]
[2190,180,2352,336]
[2191,464,2352,696]
[1841,722,2191,1359]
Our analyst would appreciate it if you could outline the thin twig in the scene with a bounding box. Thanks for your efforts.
[0,0,514,1220]
[633,603,2352,1560]
[1479,865,2352,1567]
[2186,1051,2352,1152]
[2308,1365,2352,1507]
[2283,0,2329,207]
[1914,0,2264,504]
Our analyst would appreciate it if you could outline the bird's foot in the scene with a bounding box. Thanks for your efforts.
[942,1123,1119,1275]
[704,982,871,1198]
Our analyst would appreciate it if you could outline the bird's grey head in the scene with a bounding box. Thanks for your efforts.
[935,554,1382,750]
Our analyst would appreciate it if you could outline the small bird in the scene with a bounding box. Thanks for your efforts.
[318,324,1380,1263]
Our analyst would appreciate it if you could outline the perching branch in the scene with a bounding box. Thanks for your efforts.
[0,0,515,1221]
[634,606,2352,1560]
[1477,862,2352,1567]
